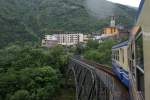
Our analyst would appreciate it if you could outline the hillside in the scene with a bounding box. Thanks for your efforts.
[0,0,137,48]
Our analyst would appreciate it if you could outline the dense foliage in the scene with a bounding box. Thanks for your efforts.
[82,39,117,66]
[0,45,68,100]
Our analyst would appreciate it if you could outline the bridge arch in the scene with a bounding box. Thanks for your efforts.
[68,57,129,100]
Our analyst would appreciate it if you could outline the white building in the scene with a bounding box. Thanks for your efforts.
[42,32,85,47]
[57,33,84,46]
[44,35,57,41]
[42,35,58,48]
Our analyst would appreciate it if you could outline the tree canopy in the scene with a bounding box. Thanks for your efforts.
[0,45,69,100]
[83,39,117,66]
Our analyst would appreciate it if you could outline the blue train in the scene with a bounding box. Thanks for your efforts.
[112,41,129,88]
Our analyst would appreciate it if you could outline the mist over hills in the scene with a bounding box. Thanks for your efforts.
[85,0,137,19]
[0,0,137,48]
[85,0,115,19]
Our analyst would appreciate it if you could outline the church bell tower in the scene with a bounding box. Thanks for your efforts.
[110,16,115,27]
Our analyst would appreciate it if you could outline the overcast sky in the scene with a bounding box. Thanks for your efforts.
[107,0,141,7]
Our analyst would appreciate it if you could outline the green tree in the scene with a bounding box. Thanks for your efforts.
[83,39,117,66]
[86,40,99,49]
[84,50,104,62]
[10,90,30,100]
[0,45,69,100]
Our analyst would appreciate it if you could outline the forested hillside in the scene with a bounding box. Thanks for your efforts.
[0,0,138,99]
[0,0,137,48]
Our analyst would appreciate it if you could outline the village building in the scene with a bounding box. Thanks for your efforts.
[42,35,58,48]
[42,32,88,47]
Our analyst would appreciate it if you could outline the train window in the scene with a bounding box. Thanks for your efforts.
[113,51,115,60]
[135,34,144,70]
[135,31,145,97]
[122,50,124,63]
[121,49,124,64]
[115,51,116,60]
[113,50,115,60]
[114,51,116,60]
[115,51,117,60]
[112,51,114,60]
[116,51,117,60]
[118,50,119,61]
[114,51,116,59]
[136,68,144,94]
[129,42,136,77]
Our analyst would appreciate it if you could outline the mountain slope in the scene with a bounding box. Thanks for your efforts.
[0,0,137,48]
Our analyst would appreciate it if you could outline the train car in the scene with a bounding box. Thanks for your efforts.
[128,26,145,100]
[128,0,150,99]
[112,41,129,87]
[111,0,150,99]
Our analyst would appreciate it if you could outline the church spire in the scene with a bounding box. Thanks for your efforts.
[110,16,115,27]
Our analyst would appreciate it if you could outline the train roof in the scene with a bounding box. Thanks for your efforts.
[112,41,128,49]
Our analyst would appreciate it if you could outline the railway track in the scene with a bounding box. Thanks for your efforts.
[80,58,114,76]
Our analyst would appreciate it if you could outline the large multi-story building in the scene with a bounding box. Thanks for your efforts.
[57,32,84,46]
[42,32,85,47]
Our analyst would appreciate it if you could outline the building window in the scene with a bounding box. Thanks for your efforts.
[111,28,113,33]
[63,36,65,43]
[70,35,73,43]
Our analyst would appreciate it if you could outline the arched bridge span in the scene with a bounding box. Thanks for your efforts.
[68,57,129,100]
